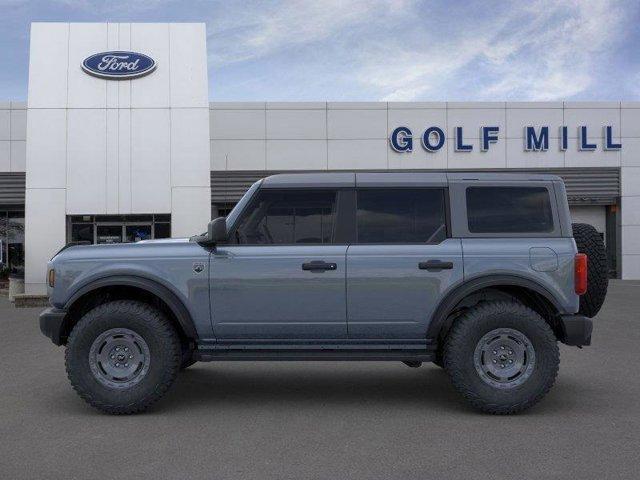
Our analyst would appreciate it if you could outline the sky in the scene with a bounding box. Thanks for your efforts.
[0,0,639,102]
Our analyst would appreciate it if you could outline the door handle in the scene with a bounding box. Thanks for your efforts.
[302,261,337,272]
[418,260,453,271]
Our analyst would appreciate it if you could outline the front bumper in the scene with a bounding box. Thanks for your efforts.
[39,307,68,346]
[558,314,593,347]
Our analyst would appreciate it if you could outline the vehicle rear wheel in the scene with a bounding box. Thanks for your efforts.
[65,300,181,414]
[572,222,608,318]
[443,301,559,414]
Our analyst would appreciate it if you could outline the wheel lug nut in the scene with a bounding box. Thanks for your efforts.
[125,363,129,367]
[509,359,513,364]
[124,347,128,352]
[129,355,133,359]
[493,350,497,355]
[115,363,119,367]
[492,359,497,364]
[110,355,115,359]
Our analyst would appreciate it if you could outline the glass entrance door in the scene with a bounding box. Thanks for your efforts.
[125,225,152,242]
[96,225,123,244]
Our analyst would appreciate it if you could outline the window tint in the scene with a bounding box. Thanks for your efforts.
[466,186,554,233]
[234,190,337,244]
[356,189,447,243]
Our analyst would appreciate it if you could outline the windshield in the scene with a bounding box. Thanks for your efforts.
[224,180,262,230]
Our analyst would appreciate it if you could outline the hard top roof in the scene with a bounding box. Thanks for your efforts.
[261,171,562,188]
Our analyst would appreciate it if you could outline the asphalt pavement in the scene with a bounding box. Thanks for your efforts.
[1,280,639,479]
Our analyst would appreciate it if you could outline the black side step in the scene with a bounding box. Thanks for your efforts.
[195,350,435,362]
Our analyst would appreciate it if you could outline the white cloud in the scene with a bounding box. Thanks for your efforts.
[358,0,627,101]
[208,0,411,66]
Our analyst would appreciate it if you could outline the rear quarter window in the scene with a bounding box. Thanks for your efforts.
[466,186,554,233]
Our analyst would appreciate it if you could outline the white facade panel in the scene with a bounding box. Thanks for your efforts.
[171,108,211,187]
[564,107,621,138]
[388,145,444,170]
[621,226,640,255]
[210,109,265,140]
[446,137,506,169]
[27,23,68,108]
[327,109,387,139]
[0,141,9,171]
[328,139,387,170]
[506,138,565,168]
[621,166,640,196]
[564,144,620,168]
[169,23,209,108]
[66,109,107,214]
[447,108,506,140]
[117,109,132,213]
[105,108,119,213]
[386,108,447,139]
[622,138,640,166]
[621,196,640,226]
[621,108,640,138]
[130,108,171,212]
[25,188,66,294]
[506,109,563,138]
[0,109,9,140]
[171,186,211,237]
[11,141,26,172]
[25,109,67,189]
[130,23,171,108]
[67,23,108,109]
[10,109,27,141]
[569,206,606,233]
[211,139,265,170]
[266,140,327,170]
[266,109,326,139]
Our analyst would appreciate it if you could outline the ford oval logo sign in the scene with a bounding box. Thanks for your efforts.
[82,51,156,80]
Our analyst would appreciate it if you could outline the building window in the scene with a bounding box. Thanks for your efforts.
[67,214,171,244]
[0,210,25,277]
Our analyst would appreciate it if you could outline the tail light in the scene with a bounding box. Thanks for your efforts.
[574,253,587,295]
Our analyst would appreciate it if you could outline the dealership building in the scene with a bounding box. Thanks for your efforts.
[1,22,640,294]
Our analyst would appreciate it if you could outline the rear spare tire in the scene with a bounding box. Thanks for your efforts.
[572,223,608,317]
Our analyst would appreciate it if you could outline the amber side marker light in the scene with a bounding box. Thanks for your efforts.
[574,253,587,295]
[48,269,55,288]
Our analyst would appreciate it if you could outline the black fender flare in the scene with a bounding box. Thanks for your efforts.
[64,275,198,339]
[426,274,563,340]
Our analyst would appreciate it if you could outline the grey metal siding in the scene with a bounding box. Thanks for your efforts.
[211,168,620,206]
[0,172,26,207]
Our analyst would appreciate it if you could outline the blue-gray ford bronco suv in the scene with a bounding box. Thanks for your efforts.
[40,172,607,414]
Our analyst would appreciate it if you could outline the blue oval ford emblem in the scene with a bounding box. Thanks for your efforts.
[82,51,156,80]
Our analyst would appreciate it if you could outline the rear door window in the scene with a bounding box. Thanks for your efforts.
[356,188,447,243]
[466,186,554,233]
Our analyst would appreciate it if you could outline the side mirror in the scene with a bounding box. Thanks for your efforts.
[207,217,228,244]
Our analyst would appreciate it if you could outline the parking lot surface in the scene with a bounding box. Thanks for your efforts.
[1,281,640,479]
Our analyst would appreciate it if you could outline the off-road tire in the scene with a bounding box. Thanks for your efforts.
[572,222,608,318]
[65,300,181,414]
[443,301,559,414]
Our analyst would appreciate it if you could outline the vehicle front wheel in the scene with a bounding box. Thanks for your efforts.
[443,301,559,414]
[65,300,181,414]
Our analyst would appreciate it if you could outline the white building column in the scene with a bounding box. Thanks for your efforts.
[25,22,210,293]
